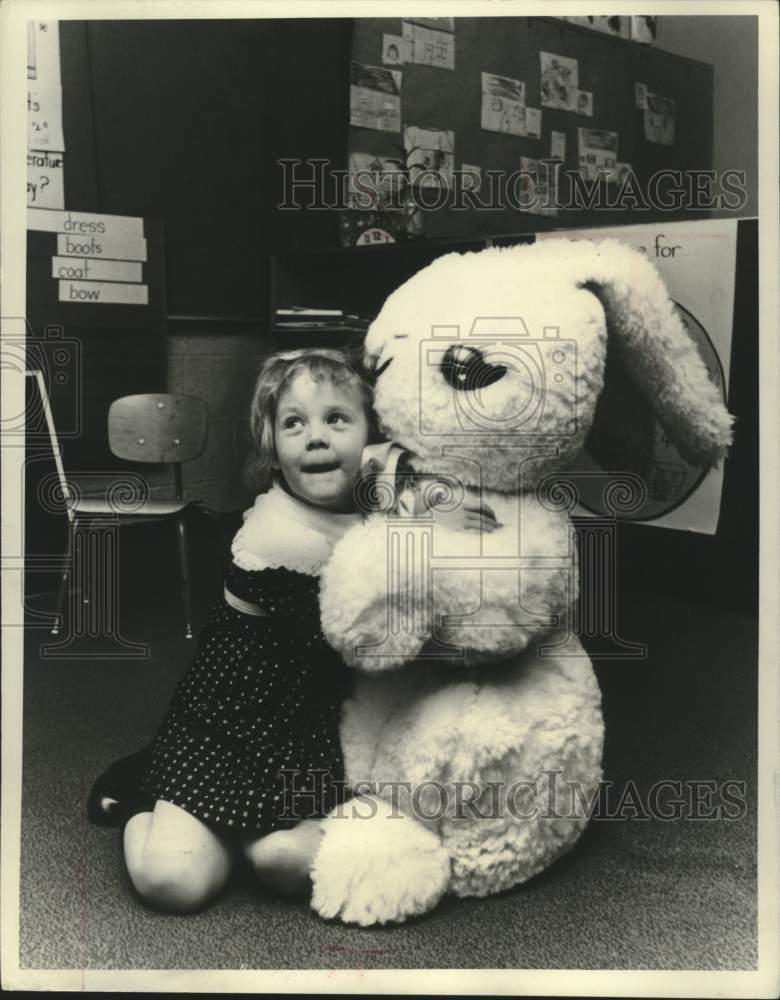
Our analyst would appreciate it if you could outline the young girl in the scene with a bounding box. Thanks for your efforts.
[95,348,375,912]
[90,347,498,912]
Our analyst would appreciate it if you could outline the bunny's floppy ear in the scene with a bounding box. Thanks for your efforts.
[570,239,734,467]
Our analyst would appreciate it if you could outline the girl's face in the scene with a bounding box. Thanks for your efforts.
[273,372,370,512]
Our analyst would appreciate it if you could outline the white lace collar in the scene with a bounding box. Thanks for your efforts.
[231,482,363,576]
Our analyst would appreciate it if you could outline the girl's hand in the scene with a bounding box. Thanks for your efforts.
[432,498,501,533]
[411,476,502,532]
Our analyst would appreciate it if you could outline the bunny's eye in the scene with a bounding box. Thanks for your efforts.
[440,345,507,392]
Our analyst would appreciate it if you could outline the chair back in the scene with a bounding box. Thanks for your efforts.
[108,394,208,464]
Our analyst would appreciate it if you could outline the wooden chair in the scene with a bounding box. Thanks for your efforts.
[53,393,211,639]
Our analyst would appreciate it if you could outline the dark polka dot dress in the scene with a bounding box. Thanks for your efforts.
[141,563,353,837]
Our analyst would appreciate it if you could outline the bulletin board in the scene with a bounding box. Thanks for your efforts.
[344,16,713,243]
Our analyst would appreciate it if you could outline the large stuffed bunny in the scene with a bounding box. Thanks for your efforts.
[310,239,733,927]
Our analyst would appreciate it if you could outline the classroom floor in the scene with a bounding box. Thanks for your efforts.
[17,515,757,971]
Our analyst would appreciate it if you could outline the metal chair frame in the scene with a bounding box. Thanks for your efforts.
[43,388,214,639]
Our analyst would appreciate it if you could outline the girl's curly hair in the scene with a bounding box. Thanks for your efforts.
[242,347,378,493]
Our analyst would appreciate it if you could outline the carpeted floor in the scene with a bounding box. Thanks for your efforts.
[17,517,757,971]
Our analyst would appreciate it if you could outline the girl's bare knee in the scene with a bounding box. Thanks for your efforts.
[124,800,231,912]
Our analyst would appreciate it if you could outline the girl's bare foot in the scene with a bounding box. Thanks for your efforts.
[244,819,325,896]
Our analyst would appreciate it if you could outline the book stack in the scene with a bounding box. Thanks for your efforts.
[273,307,370,335]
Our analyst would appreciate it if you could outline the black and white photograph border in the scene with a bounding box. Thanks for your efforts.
[1,0,778,996]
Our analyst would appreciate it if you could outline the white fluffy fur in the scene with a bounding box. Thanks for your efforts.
[312,239,733,926]
[365,246,608,491]
[321,489,578,670]
[312,633,603,924]
[429,490,578,662]
[364,239,733,485]
[320,516,429,668]
[310,795,451,926]
[569,238,734,465]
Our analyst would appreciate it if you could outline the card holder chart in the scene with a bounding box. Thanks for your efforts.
[27,209,165,328]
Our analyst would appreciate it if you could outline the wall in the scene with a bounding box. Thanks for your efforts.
[72,18,352,317]
[166,328,270,512]
[656,15,758,217]
[47,17,756,513]
[47,19,352,512]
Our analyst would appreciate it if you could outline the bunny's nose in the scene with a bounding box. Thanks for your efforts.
[440,345,507,392]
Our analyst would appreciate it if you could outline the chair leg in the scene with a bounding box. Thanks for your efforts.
[175,514,193,639]
[52,519,74,635]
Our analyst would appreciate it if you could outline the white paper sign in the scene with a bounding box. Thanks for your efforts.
[645,92,675,145]
[402,22,455,69]
[540,52,579,111]
[28,209,145,241]
[26,150,64,208]
[27,22,64,150]
[347,152,406,210]
[631,15,658,44]
[524,107,542,139]
[566,15,630,38]
[27,20,61,84]
[59,280,149,306]
[575,90,594,117]
[52,257,143,283]
[350,62,402,132]
[382,34,411,66]
[481,73,526,136]
[551,130,567,161]
[578,128,619,181]
[57,233,148,261]
[518,157,557,217]
[537,219,738,534]
[404,125,454,188]
[609,162,634,186]
[27,22,36,79]
[28,83,65,151]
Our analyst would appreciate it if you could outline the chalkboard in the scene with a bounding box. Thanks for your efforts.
[78,19,353,317]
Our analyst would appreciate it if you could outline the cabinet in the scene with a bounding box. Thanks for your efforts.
[270,235,494,349]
